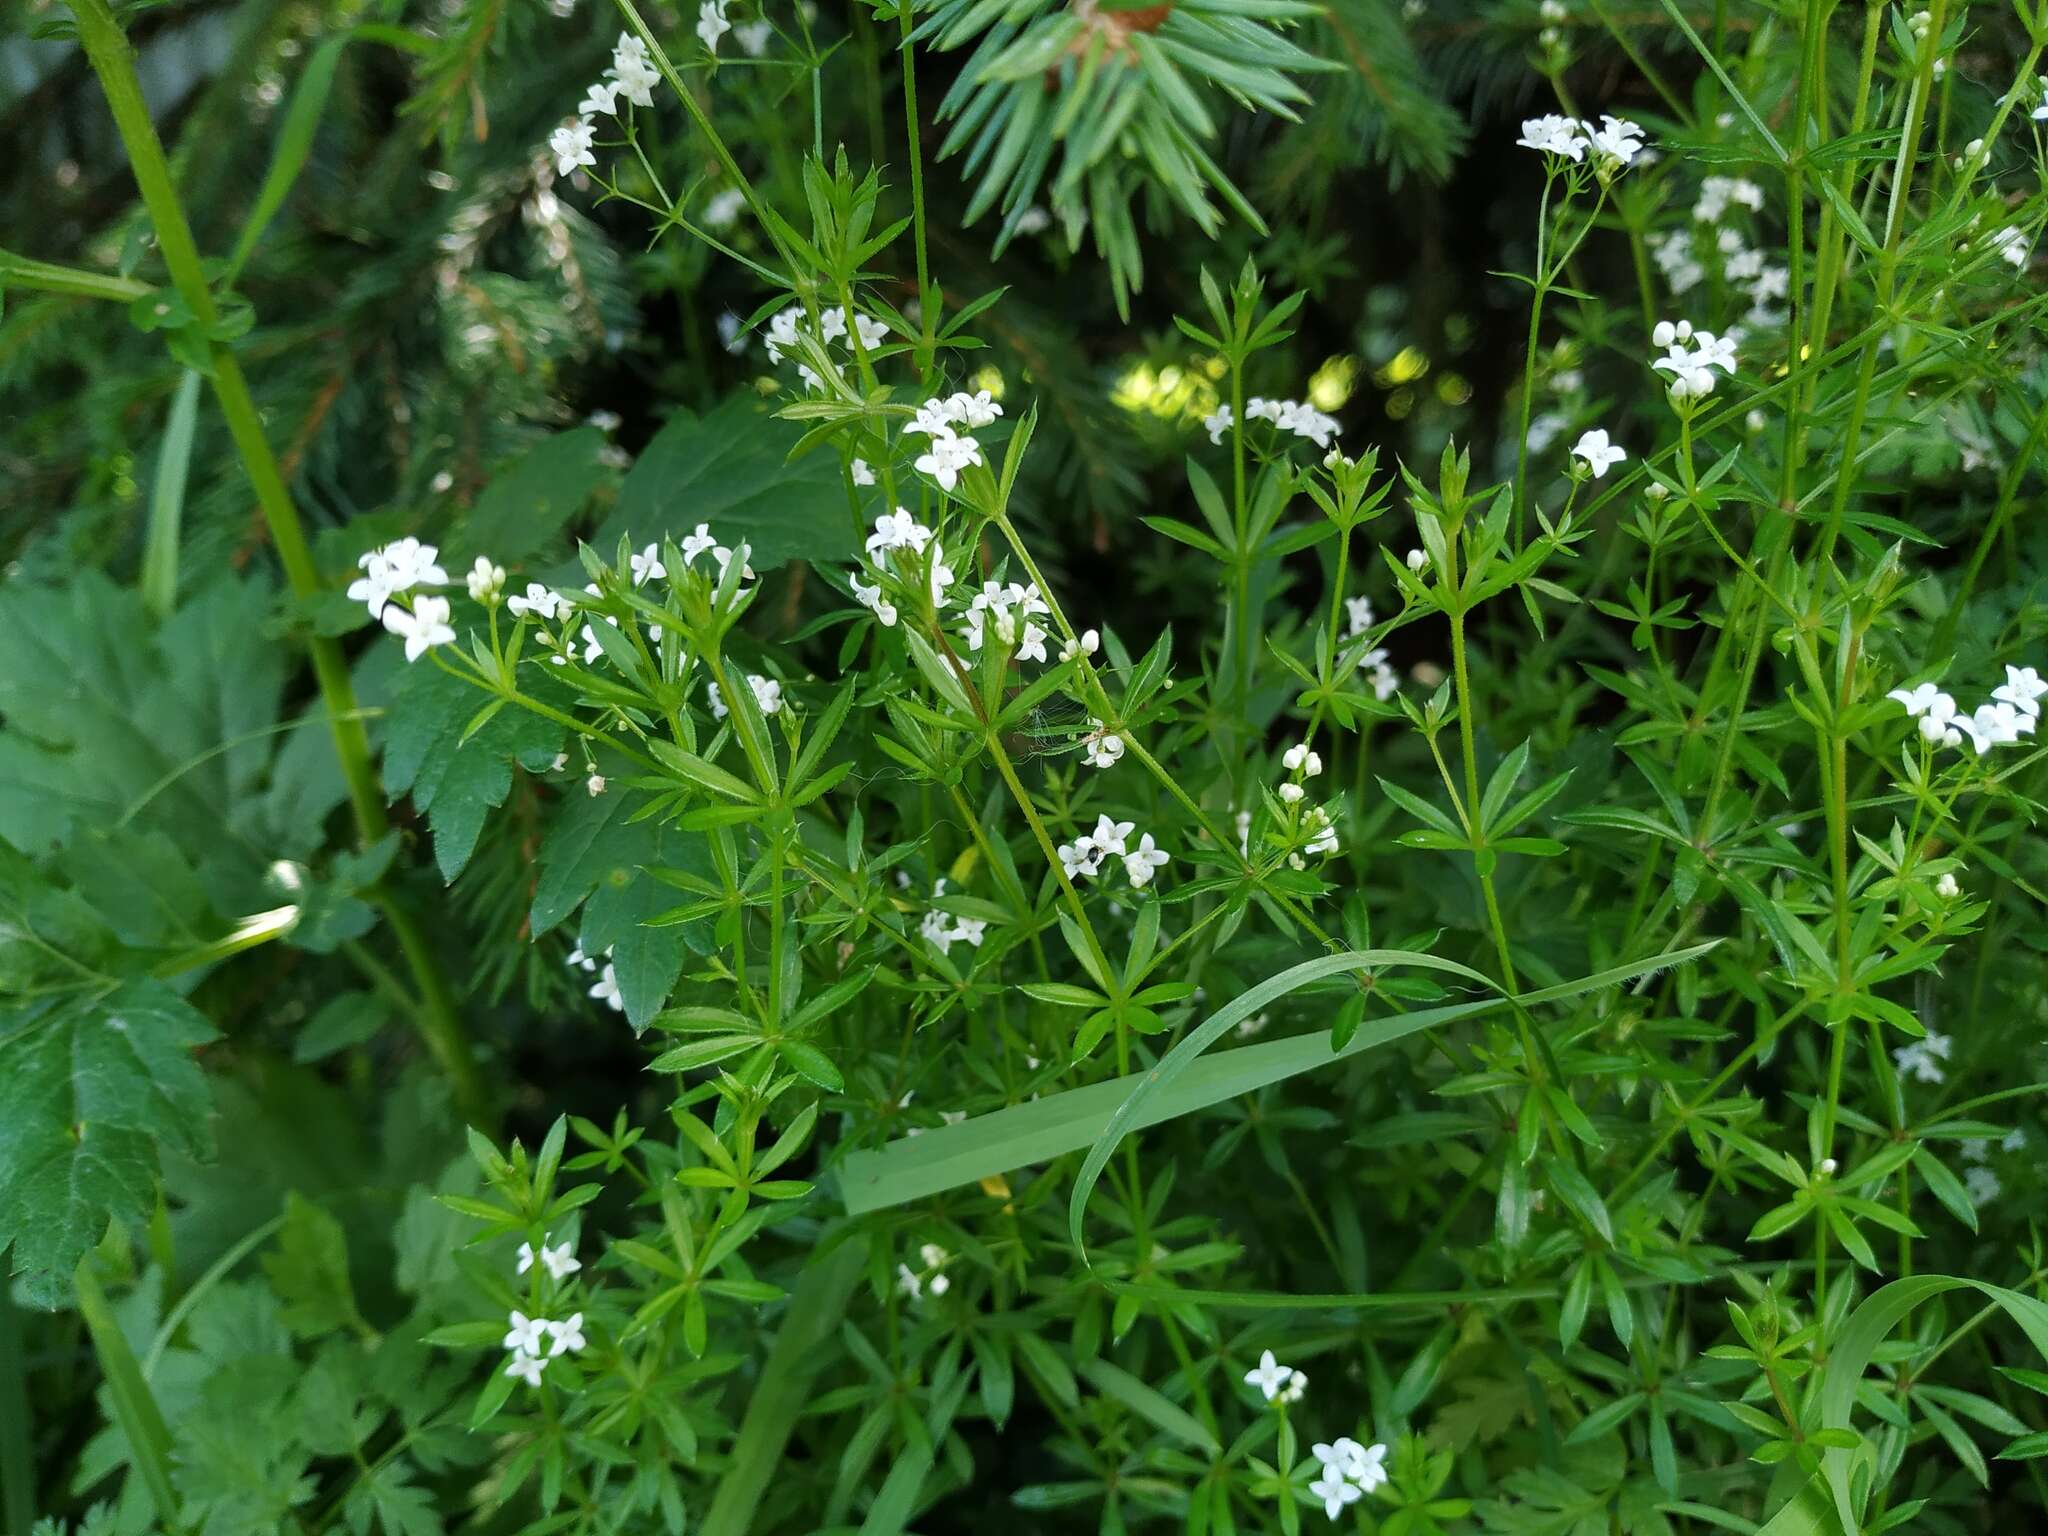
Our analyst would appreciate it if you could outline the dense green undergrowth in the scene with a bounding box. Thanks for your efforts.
[6,0,2048,1532]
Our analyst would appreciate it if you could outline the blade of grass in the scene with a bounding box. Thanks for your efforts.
[142,369,202,621]
[699,1240,864,1536]
[1066,941,1720,1257]
[839,993,1496,1216]
[856,1370,970,1536]
[1753,1275,2048,1536]
[74,1264,184,1535]
[839,941,1716,1222]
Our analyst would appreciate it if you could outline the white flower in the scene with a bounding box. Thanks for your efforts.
[708,674,781,718]
[1124,834,1169,888]
[1588,114,1645,166]
[697,0,730,52]
[630,544,666,585]
[852,313,889,351]
[1082,721,1124,770]
[1893,1030,1953,1084]
[549,118,597,178]
[699,186,747,230]
[1405,548,1428,573]
[914,434,982,492]
[850,572,899,626]
[1279,782,1306,805]
[384,596,457,662]
[504,1311,550,1354]
[508,583,565,620]
[579,80,620,117]
[906,401,957,439]
[951,917,988,949]
[1017,623,1048,664]
[945,389,1003,428]
[1889,681,1945,718]
[1243,1349,1294,1401]
[589,963,624,1011]
[1652,319,1694,349]
[1936,871,1960,899]
[505,1351,547,1387]
[851,458,876,486]
[1203,405,1233,444]
[1089,815,1134,856]
[586,772,606,796]
[1994,665,2047,717]
[711,543,755,585]
[1282,1369,1308,1403]
[1517,113,1586,160]
[541,1240,581,1280]
[1057,839,1104,882]
[680,522,719,564]
[867,509,933,557]
[1570,428,1627,477]
[895,1264,922,1300]
[1313,1438,1390,1494]
[464,557,506,603]
[606,32,659,107]
[545,1312,587,1356]
[1282,743,1324,777]
[1308,1470,1362,1522]
[1694,331,1739,373]
[1060,630,1100,662]
[1967,1165,2002,1204]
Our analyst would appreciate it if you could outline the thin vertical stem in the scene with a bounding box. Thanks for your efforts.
[69,0,485,1122]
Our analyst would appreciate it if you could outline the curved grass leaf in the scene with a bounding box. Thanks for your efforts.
[1067,941,1720,1258]
[1753,1275,2048,1536]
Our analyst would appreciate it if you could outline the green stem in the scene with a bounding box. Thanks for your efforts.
[75,1265,185,1536]
[69,0,485,1119]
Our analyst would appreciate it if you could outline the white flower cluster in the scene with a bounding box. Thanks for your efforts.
[1243,1348,1307,1403]
[762,303,892,390]
[919,879,989,956]
[1889,667,2047,754]
[1893,1029,1953,1085]
[1343,597,1400,702]
[1515,112,1646,169]
[895,1242,952,1300]
[569,940,623,1012]
[503,1235,585,1387]
[1203,396,1341,450]
[849,507,957,624]
[1649,319,1737,402]
[549,34,660,177]
[1056,815,1170,889]
[1988,223,2032,271]
[1308,1437,1391,1522]
[1275,742,1340,867]
[1651,176,1787,320]
[563,524,751,668]
[905,391,999,492]
[963,580,1049,661]
[708,673,784,719]
[1960,1127,2028,1204]
[351,538,458,660]
[695,2,771,55]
